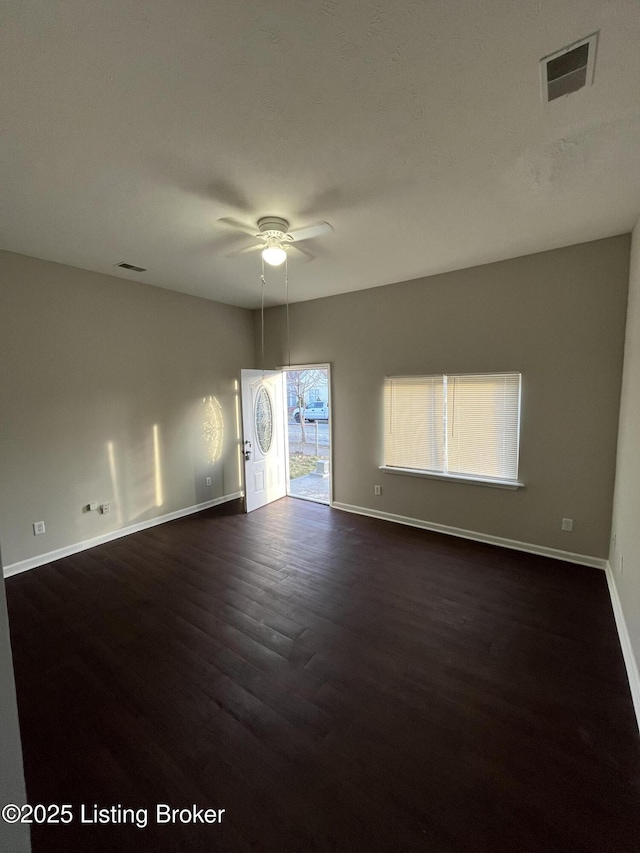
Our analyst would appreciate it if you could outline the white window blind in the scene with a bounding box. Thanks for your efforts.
[384,373,521,482]
[385,376,444,471]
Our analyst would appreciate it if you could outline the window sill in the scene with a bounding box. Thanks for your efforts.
[379,466,524,490]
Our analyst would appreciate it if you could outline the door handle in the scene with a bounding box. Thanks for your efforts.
[244,440,252,461]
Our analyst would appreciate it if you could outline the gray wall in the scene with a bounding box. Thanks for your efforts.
[610,217,640,696]
[259,236,630,559]
[0,252,254,569]
[0,553,30,853]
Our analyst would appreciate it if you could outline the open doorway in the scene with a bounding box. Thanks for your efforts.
[284,365,331,505]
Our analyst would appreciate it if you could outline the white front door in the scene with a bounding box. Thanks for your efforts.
[240,369,287,512]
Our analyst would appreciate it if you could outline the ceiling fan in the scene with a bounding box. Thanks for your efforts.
[218,216,333,265]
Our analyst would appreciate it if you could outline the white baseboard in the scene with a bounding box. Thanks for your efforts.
[605,561,640,732]
[3,491,244,579]
[332,502,608,570]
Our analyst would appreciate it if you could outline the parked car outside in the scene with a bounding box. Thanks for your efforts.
[293,401,329,422]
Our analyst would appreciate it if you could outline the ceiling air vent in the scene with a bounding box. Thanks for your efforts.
[116,262,147,272]
[540,33,598,103]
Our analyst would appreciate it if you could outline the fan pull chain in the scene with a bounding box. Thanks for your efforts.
[260,256,266,376]
[285,255,291,368]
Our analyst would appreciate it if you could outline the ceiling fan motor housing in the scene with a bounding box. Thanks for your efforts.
[257,216,290,238]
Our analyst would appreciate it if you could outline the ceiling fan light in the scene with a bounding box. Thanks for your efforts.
[262,245,287,266]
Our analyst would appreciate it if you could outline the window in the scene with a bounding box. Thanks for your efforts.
[383,373,522,487]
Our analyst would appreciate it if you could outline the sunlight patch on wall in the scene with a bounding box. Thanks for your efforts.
[106,440,123,525]
[202,395,224,464]
[152,424,164,507]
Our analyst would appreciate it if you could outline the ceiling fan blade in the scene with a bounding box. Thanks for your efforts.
[288,243,316,262]
[217,217,257,237]
[225,243,263,258]
[287,221,333,242]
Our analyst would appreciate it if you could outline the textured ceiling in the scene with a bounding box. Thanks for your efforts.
[2,0,640,308]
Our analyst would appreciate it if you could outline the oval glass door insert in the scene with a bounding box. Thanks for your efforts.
[255,386,273,454]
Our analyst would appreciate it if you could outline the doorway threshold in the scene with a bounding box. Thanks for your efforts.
[288,472,330,504]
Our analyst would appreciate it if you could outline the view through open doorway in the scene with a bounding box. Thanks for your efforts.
[284,365,331,505]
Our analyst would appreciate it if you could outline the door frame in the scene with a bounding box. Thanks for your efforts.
[280,362,333,507]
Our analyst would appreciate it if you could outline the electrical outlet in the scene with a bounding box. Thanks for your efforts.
[33,521,46,535]
[88,502,98,511]
[205,476,212,487]
[100,502,111,514]
[374,485,381,496]
[561,518,573,532]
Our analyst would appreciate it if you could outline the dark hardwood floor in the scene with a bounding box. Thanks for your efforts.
[5,498,640,852]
